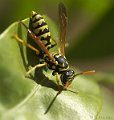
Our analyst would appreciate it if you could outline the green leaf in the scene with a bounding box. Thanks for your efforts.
[89,72,114,120]
[0,17,102,120]
[97,85,114,120]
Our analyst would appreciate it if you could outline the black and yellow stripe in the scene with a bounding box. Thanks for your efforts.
[31,11,52,50]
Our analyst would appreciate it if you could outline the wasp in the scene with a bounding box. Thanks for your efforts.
[13,3,95,91]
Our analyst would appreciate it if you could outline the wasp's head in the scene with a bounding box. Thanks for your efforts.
[60,69,95,89]
[60,70,76,89]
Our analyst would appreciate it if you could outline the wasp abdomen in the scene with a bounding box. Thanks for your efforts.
[31,11,52,49]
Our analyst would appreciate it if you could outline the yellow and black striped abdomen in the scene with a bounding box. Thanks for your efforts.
[31,11,52,50]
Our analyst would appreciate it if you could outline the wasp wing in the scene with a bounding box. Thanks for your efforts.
[59,3,68,55]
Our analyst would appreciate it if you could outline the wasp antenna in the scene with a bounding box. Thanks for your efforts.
[75,70,95,77]
[82,70,95,74]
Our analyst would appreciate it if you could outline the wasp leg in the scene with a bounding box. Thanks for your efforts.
[13,34,40,54]
[55,72,61,91]
[26,62,47,75]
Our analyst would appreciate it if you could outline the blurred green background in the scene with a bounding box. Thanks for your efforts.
[0,0,114,72]
[0,0,114,119]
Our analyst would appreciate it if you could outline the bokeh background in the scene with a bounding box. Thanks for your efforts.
[0,0,114,119]
[0,0,114,72]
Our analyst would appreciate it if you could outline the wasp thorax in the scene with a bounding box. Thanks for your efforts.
[60,70,75,87]
[44,53,69,74]
[54,54,68,68]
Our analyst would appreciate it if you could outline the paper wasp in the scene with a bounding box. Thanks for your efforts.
[13,3,95,91]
